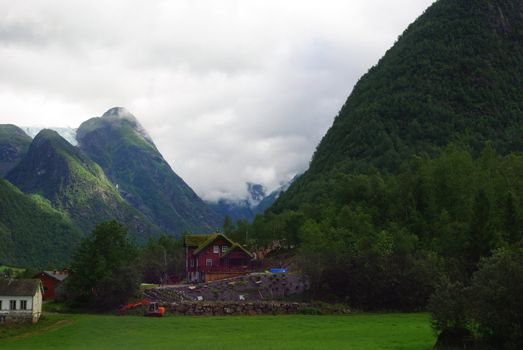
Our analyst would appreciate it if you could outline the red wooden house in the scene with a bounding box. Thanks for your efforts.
[184,234,253,283]
[34,270,69,300]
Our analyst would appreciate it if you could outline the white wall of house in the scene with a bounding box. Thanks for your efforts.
[33,289,42,320]
[0,289,42,323]
[0,296,34,312]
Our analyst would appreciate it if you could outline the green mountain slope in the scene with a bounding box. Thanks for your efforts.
[6,129,160,240]
[239,0,523,310]
[273,0,523,212]
[77,107,221,235]
[0,179,82,267]
[0,125,32,176]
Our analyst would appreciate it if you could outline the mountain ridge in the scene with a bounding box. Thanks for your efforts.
[208,182,291,223]
[6,129,161,240]
[77,107,222,235]
[0,124,32,177]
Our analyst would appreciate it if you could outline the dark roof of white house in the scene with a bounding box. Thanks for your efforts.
[0,278,42,296]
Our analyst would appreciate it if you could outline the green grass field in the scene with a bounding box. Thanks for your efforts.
[0,313,435,350]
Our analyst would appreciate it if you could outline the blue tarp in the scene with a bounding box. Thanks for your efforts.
[269,268,288,273]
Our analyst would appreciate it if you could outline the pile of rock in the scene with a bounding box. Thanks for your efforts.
[144,287,190,303]
[145,272,309,302]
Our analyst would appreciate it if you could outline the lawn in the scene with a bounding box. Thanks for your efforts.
[0,313,435,350]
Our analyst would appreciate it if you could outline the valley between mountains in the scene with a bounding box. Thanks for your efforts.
[0,108,283,267]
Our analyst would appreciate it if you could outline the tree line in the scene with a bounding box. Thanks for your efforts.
[225,144,523,347]
[61,221,184,310]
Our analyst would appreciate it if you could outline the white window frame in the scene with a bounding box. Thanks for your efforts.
[9,300,16,310]
[222,245,228,252]
[213,245,220,253]
[0,300,2,310]
[206,259,213,267]
[20,300,27,310]
[190,258,195,267]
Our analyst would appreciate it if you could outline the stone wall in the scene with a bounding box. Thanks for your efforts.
[167,301,306,316]
[0,312,35,324]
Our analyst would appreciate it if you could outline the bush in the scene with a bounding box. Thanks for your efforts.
[428,277,467,333]
[429,248,523,349]
[65,221,140,310]
[467,249,523,350]
[299,302,350,315]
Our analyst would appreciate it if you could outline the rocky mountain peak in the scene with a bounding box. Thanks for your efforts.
[102,107,136,121]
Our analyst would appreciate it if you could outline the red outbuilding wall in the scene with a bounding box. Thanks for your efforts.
[39,273,60,300]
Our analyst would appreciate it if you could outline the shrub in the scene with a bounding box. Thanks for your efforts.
[429,248,523,349]
[428,277,467,333]
[467,249,523,350]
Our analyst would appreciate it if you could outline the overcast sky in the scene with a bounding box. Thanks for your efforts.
[0,0,434,201]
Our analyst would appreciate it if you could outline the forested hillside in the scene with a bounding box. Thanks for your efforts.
[0,179,82,267]
[273,0,523,213]
[0,109,224,266]
[6,129,161,240]
[231,0,523,311]
[0,125,31,176]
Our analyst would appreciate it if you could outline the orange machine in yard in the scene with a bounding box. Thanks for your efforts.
[120,299,165,317]
[145,302,165,317]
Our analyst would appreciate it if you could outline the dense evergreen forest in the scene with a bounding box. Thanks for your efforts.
[275,0,523,215]
[0,179,82,267]
[225,0,523,323]
[227,145,522,305]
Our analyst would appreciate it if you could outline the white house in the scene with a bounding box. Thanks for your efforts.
[0,279,43,324]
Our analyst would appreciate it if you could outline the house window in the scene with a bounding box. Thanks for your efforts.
[9,300,16,310]
[20,300,27,310]
[0,300,2,310]
[206,259,213,267]
[222,245,228,252]
[213,245,220,253]
[190,258,195,267]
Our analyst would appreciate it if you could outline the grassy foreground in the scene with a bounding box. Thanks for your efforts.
[0,313,435,350]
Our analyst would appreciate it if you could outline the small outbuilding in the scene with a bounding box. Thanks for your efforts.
[0,278,43,324]
[35,270,69,300]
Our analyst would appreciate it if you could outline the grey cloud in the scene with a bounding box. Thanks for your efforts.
[0,18,47,46]
[0,0,435,201]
